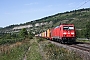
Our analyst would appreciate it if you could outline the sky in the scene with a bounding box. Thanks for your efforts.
[0,0,90,27]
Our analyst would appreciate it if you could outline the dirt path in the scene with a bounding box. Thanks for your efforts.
[38,42,46,60]
[23,37,43,60]
[23,46,31,60]
[23,55,27,60]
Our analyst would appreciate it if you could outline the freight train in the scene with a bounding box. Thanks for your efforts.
[35,24,76,43]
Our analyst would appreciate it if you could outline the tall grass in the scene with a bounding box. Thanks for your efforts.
[37,37,82,60]
[0,39,30,60]
[43,43,82,60]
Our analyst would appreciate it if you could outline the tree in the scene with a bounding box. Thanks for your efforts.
[86,21,90,39]
[19,28,28,38]
[5,33,11,39]
[28,31,34,39]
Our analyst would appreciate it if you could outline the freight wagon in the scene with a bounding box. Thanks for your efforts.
[46,29,51,40]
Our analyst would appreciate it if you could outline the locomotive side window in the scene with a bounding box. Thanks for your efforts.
[63,26,74,30]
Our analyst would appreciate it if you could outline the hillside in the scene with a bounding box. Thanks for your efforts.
[0,8,90,34]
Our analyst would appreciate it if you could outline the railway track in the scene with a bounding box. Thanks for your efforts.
[66,42,90,52]
[69,44,90,52]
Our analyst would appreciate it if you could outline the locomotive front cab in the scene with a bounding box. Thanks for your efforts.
[62,25,76,43]
[63,26,75,37]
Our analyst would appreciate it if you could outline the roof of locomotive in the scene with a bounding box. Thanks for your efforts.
[55,26,59,29]
[52,24,74,30]
[60,24,74,26]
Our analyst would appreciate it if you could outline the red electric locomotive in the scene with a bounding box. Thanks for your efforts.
[51,24,76,43]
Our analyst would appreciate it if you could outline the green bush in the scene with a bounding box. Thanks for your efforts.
[28,35,33,39]
[0,38,24,45]
[37,38,45,43]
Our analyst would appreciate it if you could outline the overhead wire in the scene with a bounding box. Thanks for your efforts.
[76,0,90,9]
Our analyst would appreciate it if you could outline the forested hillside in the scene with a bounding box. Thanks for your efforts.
[24,8,90,29]
[0,8,90,38]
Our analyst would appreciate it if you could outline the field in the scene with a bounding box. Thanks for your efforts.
[0,37,82,60]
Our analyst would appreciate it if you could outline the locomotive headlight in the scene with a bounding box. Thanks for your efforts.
[71,32,74,34]
[63,32,66,34]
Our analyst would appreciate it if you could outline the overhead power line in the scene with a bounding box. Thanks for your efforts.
[76,0,90,9]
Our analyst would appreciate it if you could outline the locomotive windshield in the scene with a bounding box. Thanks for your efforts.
[63,26,74,30]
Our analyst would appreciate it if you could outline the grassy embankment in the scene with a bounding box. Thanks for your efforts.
[0,38,30,60]
[0,37,43,60]
[76,39,90,43]
[0,37,82,60]
[35,37,82,60]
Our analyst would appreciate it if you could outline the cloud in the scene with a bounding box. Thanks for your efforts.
[68,3,74,6]
[24,2,38,6]
[47,5,53,7]
[4,12,11,14]
[4,12,19,15]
